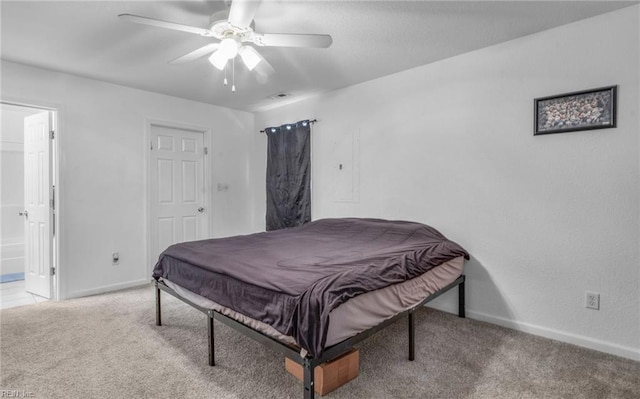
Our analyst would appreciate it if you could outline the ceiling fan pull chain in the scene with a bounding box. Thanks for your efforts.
[231,57,236,93]
[223,64,228,86]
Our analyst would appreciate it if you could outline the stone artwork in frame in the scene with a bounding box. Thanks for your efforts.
[534,86,617,135]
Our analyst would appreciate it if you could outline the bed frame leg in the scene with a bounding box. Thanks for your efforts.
[458,276,466,318]
[208,313,215,367]
[408,311,415,361]
[303,359,315,399]
[155,283,162,326]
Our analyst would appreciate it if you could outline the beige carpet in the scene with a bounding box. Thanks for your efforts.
[1,284,638,399]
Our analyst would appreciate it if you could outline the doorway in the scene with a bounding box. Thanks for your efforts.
[147,122,209,271]
[0,102,57,309]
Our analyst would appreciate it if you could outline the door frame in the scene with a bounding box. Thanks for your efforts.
[144,118,212,277]
[1,98,62,301]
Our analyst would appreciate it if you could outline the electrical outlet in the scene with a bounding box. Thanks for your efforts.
[112,252,120,265]
[585,291,600,310]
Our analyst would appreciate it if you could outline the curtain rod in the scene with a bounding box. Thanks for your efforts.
[260,119,317,133]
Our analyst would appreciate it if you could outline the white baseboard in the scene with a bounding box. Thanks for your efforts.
[66,278,150,299]
[427,302,639,361]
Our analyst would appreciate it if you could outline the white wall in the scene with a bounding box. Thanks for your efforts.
[252,7,640,360]
[1,61,254,298]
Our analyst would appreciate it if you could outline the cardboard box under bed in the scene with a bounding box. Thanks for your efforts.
[285,349,359,395]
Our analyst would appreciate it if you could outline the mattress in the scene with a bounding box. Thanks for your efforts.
[161,255,464,352]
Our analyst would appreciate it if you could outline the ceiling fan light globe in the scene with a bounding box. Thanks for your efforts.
[218,37,239,59]
[208,50,228,70]
[239,46,262,71]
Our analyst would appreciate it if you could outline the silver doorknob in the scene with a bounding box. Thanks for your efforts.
[197,207,205,213]
[19,210,28,217]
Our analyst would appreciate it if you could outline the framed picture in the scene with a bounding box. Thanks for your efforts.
[534,86,617,135]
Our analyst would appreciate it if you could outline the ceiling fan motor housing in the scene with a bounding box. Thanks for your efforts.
[208,10,255,42]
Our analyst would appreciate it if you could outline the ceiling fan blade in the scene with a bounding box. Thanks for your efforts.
[254,33,333,48]
[228,0,263,29]
[170,44,220,64]
[118,14,212,36]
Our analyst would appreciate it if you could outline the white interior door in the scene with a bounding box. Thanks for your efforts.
[150,124,207,263]
[23,111,52,299]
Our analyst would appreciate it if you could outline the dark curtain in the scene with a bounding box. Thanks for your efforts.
[265,120,311,231]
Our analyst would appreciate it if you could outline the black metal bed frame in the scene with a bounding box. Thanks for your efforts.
[154,274,465,399]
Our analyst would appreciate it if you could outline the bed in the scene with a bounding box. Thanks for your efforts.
[152,218,469,399]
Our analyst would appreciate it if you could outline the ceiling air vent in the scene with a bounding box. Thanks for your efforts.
[269,92,290,100]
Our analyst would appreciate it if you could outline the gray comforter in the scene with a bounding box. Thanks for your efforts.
[152,218,469,357]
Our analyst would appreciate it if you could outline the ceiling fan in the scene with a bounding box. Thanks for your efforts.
[119,0,333,92]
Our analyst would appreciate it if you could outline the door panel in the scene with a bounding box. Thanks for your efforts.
[157,159,174,204]
[157,217,175,255]
[182,138,197,153]
[23,111,52,299]
[150,125,206,263]
[182,216,197,241]
[182,161,197,203]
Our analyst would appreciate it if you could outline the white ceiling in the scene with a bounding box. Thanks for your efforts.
[1,1,637,112]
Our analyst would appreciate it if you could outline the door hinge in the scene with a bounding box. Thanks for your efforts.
[204,147,208,155]
[150,141,153,150]
[50,267,56,276]
[50,130,55,140]
[50,185,55,210]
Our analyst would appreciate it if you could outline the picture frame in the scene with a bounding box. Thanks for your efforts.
[534,86,617,135]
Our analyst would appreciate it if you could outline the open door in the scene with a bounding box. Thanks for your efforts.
[22,111,53,299]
